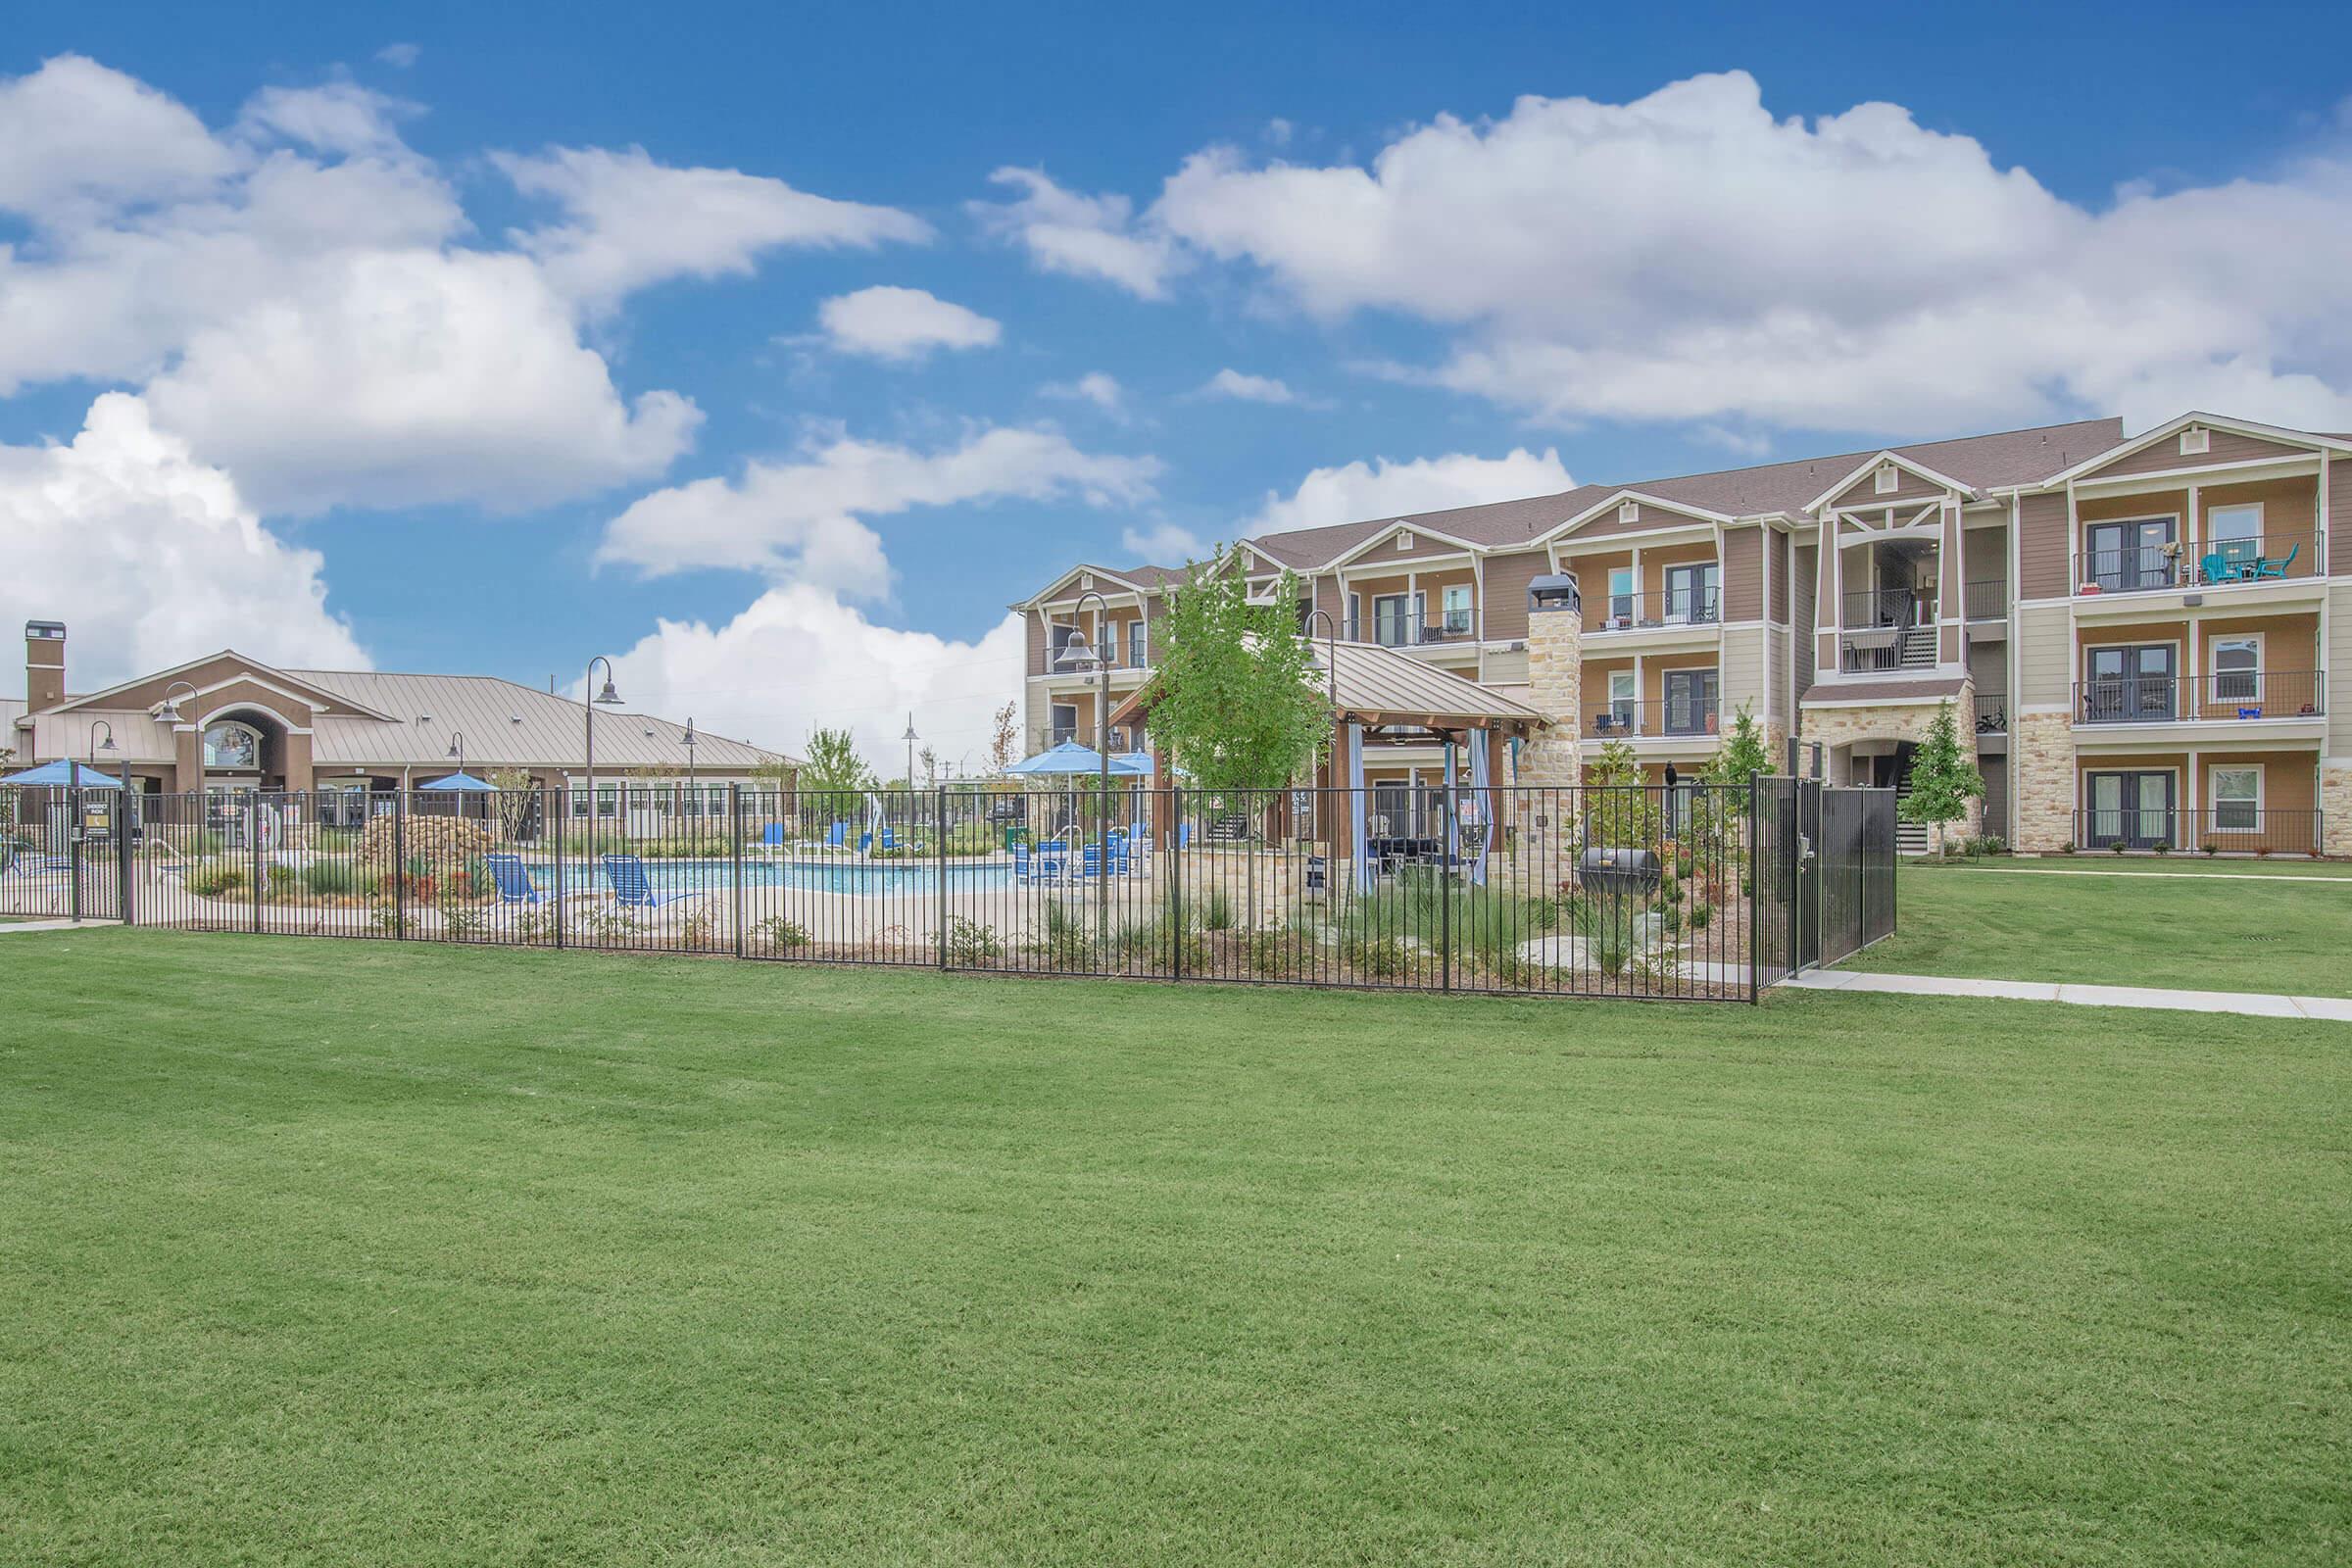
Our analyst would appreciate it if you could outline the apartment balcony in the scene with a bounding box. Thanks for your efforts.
[1344,608,1481,650]
[2071,671,2325,728]
[2072,532,2323,597]
[1973,694,2007,735]
[1585,586,1722,637]
[1586,700,1721,742]
[1962,578,2007,621]
[1045,724,1135,751]
[2069,807,2323,858]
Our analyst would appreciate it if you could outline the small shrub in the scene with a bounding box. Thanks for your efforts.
[438,894,485,939]
[1673,847,1694,879]
[1689,901,1714,931]
[752,914,810,953]
[1200,885,1235,932]
[2202,842,2219,856]
[300,858,361,897]
[679,906,717,950]
[185,859,248,898]
[944,916,1002,965]
[573,905,643,945]
[1031,900,1094,967]
[1344,932,1412,978]
[2110,840,2128,854]
[2058,840,2076,855]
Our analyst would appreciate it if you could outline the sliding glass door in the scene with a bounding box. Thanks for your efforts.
[2085,769,2175,850]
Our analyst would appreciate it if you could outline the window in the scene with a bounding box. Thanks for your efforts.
[1441,583,1472,635]
[201,720,263,770]
[1126,618,1146,666]
[1663,667,1720,735]
[598,786,618,819]
[2211,766,2260,832]
[2084,516,2177,592]
[1606,567,1635,626]
[2207,502,2262,554]
[1600,669,1637,733]
[2213,636,2260,704]
[2180,426,2210,455]
[1372,592,1420,647]
[2082,643,2178,722]
[1875,464,1898,494]
[1050,703,1078,745]
[1664,562,1719,623]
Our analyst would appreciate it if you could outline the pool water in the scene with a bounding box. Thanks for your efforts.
[556,858,1014,897]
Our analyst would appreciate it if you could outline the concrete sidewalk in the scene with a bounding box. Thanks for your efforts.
[1788,967,2352,1022]
[0,918,101,934]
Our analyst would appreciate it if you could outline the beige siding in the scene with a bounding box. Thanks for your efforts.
[1770,531,1790,623]
[2332,584,2352,756]
[1482,647,1530,685]
[1828,464,1951,509]
[2328,456,2349,575]
[2018,492,2071,600]
[2085,426,2311,479]
[1482,549,1544,642]
[1722,527,1763,620]
[1569,498,1712,541]
[1964,523,2008,594]
[1025,610,1048,677]
[1720,626,1767,717]
[1791,543,1818,693]
[2017,604,2073,706]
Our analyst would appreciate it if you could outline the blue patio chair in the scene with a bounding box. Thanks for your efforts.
[484,852,551,906]
[1105,829,1132,875]
[1177,822,1192,850]
[857,830,873,855]
[1035,838,1070,883]
[2254,541,2299,579]
[1081,844,1103,879]
[826,821,848,849]
[2198,551,2235,585]
[760,822,786,850]
[1012,841,1038,885]
[599,854,701,910]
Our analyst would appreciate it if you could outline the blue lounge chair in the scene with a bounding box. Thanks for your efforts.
[1035,838,1070,883]
[484,852,551,906]
[760,823,786,849]
[2199,551,2235,585]
[857,830,873,855]
[826,821,848,849]
[2254,541,2299,579]
[599,854,701,910]
[1081,844,1103,879]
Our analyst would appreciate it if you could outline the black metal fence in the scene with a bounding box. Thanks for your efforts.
[5,780,1899,1001]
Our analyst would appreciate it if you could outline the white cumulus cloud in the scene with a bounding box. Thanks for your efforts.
[816,285,1002,362]
[1120,520,1207,564]
[1250,447,1574,535]
[1041,370,1127,414]
[495,143,932,309]
[971,167,1184,299]
[607,586,1026,777]
[598,425,1163,587]
[0,393,368,691]
[1200,368,1298,404]
[1152,71,2352,434]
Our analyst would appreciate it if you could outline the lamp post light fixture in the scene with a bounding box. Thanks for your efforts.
[1301,609,1340,841]
[901,712,918,792]
[682,718,698,820]
[583,656,622,844]
[87,717,118,787]
[446,732,466,774]
[1054,590,1114,935]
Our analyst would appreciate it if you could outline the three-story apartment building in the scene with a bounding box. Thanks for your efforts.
[1011,411,2349,856]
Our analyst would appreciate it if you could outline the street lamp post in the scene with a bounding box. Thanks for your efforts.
[1301,609,1340,842]
[584,656,622,848]
[446,732,466,775]
[682,718,698,825]
[1055,591,1113,936]
[901,712,917,791]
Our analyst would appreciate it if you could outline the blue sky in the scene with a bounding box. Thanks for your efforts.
[6,1,2350,767]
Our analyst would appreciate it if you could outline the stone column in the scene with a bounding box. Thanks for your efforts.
[1520,574,1585,786]
[2011,709,2077,852]
[2324,760,2351,858]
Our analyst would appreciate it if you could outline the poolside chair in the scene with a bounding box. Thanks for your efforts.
[857,830,873,855]
[599,854,704,910]
[760,823,786,851]
[2253,542,2299,579]
[1035,838,1071,883]
[825,821,848,850]
[484,852,552,906]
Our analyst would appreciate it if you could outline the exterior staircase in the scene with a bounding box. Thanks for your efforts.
[1891,751,1929,855]
[1897,625,1936,668]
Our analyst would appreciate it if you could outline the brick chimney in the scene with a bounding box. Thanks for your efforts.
[1519,576,1583,785]
[24,619,66,710]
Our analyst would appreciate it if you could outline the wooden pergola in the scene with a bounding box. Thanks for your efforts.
[1107,639,1550,849]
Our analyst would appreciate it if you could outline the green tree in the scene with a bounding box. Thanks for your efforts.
[800,726,876,798]
[1143,549,1330,794]
[1703,702,1772,788]
[1586,737,1660,850]
[1897,700,1984,857]
[486,767,539,840]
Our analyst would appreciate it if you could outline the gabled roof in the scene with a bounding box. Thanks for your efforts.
[1803,450,1981,514]
[39,648,399,721]
[1014,563,1166,609]
[1542,486,1735,544]
[1107,636,1545,736]
[2039,411,2352,488]
[1320,516,1487,570]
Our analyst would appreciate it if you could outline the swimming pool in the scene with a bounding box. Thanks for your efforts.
[556,858,1014,897]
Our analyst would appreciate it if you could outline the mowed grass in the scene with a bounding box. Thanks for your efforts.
[2,933,2347,1566]
[1846,859,2352,996]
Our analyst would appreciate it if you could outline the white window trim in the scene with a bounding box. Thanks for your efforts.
[1607,669,1638,703]
[2209,764,2263,834]
[1875,464,1899,493]
[2205,501,2263,542]
[2180,426,2210,455]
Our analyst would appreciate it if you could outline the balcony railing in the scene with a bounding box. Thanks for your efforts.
[1585,586,1722,634]
[2070,808,2323,857]
[1842,585,1935,629]
[1838,625,1937,673]
[2072,670,2325,726]
[1974,693,2007,734]
[2073,532,2322,595]
[1344,609,1481,648]
[1587,699,1721,740]
[1963,578,2007,620]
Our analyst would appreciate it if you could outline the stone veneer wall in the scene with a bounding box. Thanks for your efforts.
[2011,710,2077,852]
[1801,681,1983,840]
[1519,601,1583,786]
[2325,761,2352,858]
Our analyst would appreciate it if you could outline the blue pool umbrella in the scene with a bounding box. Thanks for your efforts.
[417,771,497,792]
[1,759,124,788]
[1006,741,1152,777]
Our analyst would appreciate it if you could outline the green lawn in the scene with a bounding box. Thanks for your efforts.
[3,932,2347,1565]
[1850,860,2352,996]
